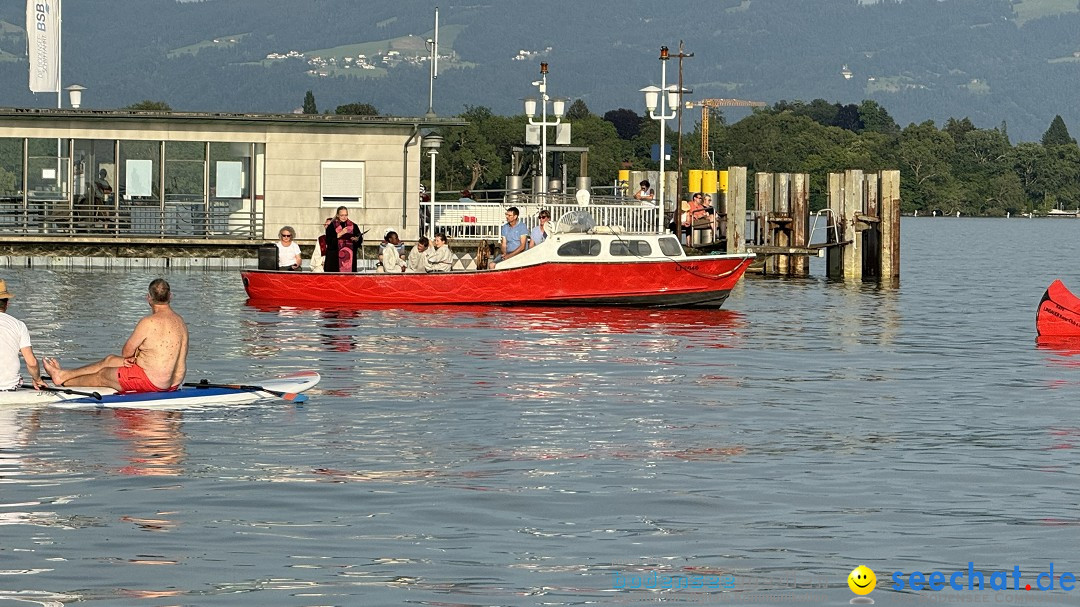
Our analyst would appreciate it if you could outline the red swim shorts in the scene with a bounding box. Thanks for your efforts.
[117,363,173,393]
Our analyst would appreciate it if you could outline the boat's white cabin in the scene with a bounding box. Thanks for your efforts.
[494,229,689,270]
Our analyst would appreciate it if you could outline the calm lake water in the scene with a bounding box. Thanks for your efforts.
[2,217,1080,606]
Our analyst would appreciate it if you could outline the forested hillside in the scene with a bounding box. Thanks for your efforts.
[1,0,1079,142]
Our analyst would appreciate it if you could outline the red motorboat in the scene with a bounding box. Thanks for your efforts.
[1036,280,1080,338]
[242,230,753,308]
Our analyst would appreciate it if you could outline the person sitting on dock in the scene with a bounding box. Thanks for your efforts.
[681,193,717,243]
[406,237,430,273]
[427,233,453,272]
[494,206,529,267]
[43,279,188,394]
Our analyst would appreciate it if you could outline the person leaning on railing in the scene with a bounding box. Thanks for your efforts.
[633,180,654,202]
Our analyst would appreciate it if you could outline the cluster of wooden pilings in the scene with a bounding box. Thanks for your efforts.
[719,168,900,281]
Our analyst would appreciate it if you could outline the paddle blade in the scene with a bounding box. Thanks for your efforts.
[280,392,307,403]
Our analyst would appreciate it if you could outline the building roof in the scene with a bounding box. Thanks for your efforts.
[0,107,466,129]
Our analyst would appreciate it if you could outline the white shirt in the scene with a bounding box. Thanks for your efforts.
[380,242,407,273]
[406,246,429,273]
[427,245,453,272]
[276,241,302,267]
[0,312,32,390]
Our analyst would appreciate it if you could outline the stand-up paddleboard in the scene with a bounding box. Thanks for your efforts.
[0,370,320,409]
[1037,280,1080,338]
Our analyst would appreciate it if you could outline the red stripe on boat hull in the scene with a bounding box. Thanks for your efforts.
[242,256,751,308]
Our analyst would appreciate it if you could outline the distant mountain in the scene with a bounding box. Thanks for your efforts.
[1,0,1079,142]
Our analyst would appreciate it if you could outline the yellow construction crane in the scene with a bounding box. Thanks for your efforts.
[685,98,766,163]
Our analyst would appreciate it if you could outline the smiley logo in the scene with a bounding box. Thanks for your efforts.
[848,565,876,595]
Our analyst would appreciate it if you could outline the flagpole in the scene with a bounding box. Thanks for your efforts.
[56,0,61,109]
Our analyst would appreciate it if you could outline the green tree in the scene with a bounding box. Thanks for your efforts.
[857,100,899,135]
[1041,115,1076,146]
[302,91,317,114]
[555,114,629,189]
[565,99,591,120]
[335,103,378,116]
[603,108,643,140]
[437,106,524,193]
[897,121,954,212]
[942,117,976,143]
[125,100,172,111]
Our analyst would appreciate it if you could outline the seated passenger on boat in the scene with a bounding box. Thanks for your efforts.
[427,233,453,272]
[406,237,430,273]
[274,226,302,271]
[310,217,332,273]
[529,209,550,248]
[378,231,408,273]
[495,206,529,267]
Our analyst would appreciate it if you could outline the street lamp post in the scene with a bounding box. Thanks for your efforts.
[425,7,439,118]
[524,62,566,197]
[421,134,442,238]
[641,46,677,234]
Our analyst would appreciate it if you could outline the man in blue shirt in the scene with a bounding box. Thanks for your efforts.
[496,206,530,267]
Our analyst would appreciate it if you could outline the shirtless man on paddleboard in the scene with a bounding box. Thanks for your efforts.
[44,278,188,393]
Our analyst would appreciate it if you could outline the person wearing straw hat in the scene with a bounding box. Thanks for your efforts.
[0,280,45,390]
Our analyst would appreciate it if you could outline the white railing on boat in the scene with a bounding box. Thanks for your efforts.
[422,191,661,241]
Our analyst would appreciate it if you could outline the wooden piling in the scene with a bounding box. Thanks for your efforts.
[726,166,747,254]
[775,173,791,275]
[760,171,777,273]
[879,169,901,284]
[826,172,844,279]
[861,173,880,279]
[791,173,809,276]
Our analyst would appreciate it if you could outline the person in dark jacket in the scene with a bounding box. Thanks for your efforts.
[324,206,363,272]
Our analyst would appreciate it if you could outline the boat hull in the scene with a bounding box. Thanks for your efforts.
[242,255,753,308]
[1037,280,1080,338]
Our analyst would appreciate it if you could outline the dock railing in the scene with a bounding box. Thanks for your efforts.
[0,194,264,239]
[422,189,660,241]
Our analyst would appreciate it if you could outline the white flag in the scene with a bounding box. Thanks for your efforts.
[26,0,60,93]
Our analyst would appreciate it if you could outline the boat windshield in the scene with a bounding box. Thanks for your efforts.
[610,240,653,256]
[557,239,601,257]
[658,237,683,256]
